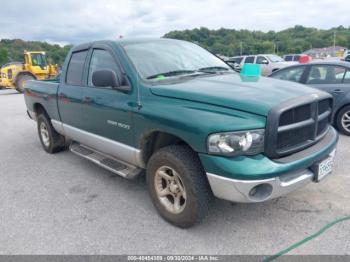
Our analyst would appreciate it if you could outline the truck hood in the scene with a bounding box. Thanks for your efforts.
[149,73,321,116]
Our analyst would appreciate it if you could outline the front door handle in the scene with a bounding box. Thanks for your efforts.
[59,93,67,99]
[59,93,70,103]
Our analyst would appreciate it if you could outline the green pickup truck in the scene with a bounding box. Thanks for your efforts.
[24,38,338,228]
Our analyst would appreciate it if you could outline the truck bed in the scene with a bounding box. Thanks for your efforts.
[24,79,61,121]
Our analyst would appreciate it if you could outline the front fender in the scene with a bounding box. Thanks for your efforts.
[134,95,266,153]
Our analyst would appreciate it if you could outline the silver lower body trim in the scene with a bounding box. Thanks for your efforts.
[207,169,317,203]
[51,120,145,168]
[51,119,65,134]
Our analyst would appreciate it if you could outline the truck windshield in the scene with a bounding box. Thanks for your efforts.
[31,53,48,67]
[122,40,231,80]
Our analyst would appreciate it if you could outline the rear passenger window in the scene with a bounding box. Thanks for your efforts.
[244,56,255,63]
[306,65,346,84]
[66,50,88,85]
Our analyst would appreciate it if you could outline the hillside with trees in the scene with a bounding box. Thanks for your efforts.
[0,39,72,66]
[164,25,350,56]
[1,26,350,66]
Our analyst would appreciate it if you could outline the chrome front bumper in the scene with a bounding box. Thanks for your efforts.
[207,150,336,203]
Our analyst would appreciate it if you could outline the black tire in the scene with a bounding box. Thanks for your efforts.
[146,145,212,228]
[336,105,350,136]
[37,113,66,153]
[15,74,34,93]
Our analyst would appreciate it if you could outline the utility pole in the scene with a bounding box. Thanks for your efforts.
[333,31,336,56]
[240,41,243,56]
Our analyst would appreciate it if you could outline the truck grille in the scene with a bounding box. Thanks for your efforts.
[265,93,332,158]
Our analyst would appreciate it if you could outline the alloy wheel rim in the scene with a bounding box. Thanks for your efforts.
[40,122,50,147]
[154,166,186,214]
[341,111,350,133]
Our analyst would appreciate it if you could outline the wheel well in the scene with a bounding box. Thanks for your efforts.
[33,103,49,118]
[334,103,350,124]
[141,131,192,165]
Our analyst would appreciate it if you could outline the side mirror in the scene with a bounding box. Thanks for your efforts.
[92,69,131,92]
[260,59,269,64]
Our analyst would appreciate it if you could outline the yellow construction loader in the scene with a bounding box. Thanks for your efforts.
[0,51,58,93]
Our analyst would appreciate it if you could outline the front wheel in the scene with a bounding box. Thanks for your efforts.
[146,145,212,228]
[336,105,350,136]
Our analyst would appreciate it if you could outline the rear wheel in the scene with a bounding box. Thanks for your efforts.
[15,74,34,93]
[336,105,350,136]
[146,145,212,228]
[37,113,66,153]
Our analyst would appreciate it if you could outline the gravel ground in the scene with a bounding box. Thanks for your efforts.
[0,89,349,255]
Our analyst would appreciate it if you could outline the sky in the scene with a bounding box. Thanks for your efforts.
[0,0,349,45]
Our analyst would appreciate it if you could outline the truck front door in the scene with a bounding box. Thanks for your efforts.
[82,47,134,147]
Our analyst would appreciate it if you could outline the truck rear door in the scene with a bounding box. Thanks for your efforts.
[57,49,89,129]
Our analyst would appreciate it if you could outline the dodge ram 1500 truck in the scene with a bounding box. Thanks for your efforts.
[24,39,338,228]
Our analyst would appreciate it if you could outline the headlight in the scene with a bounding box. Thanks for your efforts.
[207,129,265,156]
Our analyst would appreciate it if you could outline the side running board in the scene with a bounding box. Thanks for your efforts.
[69,142,142,179]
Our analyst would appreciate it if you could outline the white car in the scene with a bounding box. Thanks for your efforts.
[283,54,301,62]
[343,50,350,62]
[225,56,244,72]
[240,54,297,76]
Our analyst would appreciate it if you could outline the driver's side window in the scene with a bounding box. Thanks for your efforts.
[88,49,120,87]
[256,56,268,64]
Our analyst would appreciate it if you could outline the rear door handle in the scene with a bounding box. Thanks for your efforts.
[333,89,345,94]
[83,96,93,103]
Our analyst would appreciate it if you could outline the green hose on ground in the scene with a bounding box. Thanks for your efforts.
[263,215,350,262]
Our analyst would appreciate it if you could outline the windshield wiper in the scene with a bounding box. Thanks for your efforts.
[146,70,196,80]
[197,66,230,73]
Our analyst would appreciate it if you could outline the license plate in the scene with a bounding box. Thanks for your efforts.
[313,150,336,182]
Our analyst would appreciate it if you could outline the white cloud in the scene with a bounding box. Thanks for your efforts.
[0,0,348,44]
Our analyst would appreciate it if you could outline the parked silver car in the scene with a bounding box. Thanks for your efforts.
[269,61,350,135]
[237,54,297,76]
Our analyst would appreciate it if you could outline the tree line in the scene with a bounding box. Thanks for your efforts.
[1,25,350,66]
[164,25,350,57]
[0,39,72,66]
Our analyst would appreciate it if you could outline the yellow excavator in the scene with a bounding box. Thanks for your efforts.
[0,51,58,93]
